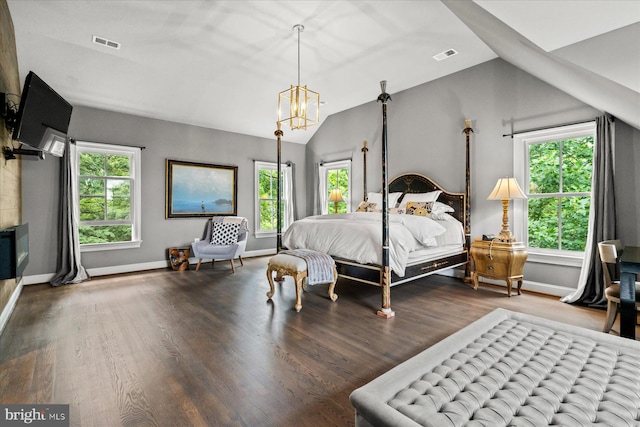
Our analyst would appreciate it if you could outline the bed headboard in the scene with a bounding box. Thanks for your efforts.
[389,173,466,227]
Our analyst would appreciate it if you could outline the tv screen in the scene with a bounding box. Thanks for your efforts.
[12,71,72,157]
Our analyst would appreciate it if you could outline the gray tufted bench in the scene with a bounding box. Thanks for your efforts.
[350,308,640,427]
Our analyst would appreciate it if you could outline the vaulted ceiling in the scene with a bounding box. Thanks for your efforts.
[7,1,640,144]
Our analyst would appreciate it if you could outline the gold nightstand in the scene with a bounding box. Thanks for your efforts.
[470,238,528,296]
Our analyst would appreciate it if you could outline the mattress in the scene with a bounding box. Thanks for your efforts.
[350,308,640,427]
[405,244,464,266]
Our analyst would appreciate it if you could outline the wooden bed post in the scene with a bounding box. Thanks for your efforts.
[377,81,395,319]
[275,122,284,252]
[361,141,368,201]
[463,119,473,281]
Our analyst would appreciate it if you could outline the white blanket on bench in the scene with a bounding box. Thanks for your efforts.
[280,249,334,286]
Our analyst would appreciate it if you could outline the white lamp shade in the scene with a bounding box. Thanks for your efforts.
[487,177,527,200]
[328,189,345,203]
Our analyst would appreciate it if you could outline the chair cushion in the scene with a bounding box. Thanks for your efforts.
[211,222,240,245]
[269,254,308,272]
[605,283,640,299]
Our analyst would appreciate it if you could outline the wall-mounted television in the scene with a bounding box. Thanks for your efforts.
[0,223,29,280]
[10,71,73,157]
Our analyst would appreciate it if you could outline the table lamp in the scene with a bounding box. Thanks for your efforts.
[328,188,344,214]
[487,177,527,242]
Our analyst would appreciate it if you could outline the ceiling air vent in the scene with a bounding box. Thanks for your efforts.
[433,48,458,61]
[92,35,121,50]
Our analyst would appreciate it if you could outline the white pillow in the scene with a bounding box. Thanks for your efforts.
[367,192,403,208]
[432,201,454,214]
[398,190,442,209]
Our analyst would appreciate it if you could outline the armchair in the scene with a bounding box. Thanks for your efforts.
[598,239,640,333]
[192,217,248,273]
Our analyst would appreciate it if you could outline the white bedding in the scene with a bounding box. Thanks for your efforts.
[282,212,464,277]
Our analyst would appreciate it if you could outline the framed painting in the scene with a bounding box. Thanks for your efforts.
[165,159,238,218]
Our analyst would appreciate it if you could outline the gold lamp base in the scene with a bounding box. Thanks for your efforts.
[496,199,517,242]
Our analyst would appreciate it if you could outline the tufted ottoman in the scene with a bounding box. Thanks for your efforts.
[266,252,338,312]
[350,308,640,427]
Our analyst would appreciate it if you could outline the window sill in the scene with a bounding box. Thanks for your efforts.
[525,250,584,267]
[81,240,143,252]
[254,232,275,239]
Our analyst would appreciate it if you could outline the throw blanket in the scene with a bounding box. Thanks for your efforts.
[281,249,335,286]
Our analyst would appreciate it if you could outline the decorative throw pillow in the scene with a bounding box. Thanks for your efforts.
[405,201,434,217]
[356,201,377,212]
[211,222,240,245]
[389,207,405,215]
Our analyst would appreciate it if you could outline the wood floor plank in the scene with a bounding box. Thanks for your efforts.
[1,256,637,426]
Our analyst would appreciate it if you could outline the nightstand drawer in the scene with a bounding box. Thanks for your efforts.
[477,258,508,277]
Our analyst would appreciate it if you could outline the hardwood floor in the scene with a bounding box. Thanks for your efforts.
[1,256,636,426]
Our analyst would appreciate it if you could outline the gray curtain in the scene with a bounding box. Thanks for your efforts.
[50,139,89,286]
[561,114,616,304]
[313,162,324,215]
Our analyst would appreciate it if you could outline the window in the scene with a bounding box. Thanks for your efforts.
[75,141,142,251]
[513,122,595,264]
[319,160,351,215]
[254,161,293,237]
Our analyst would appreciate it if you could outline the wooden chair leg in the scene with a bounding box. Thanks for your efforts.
[195,259,203,272]
[603,299,619,333]
[266,267,275,299]
[239,256,244,266]
[294,276,303,312]
[211,259,215,269]
[328,266,338,302]
[230,259,236,273]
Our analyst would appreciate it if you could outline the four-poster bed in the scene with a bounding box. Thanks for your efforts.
[278,81,472,317]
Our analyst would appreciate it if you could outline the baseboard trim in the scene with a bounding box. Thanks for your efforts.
[22,248,276,285]
[471,276,572,298]
[0,278,23,335]
[437,268,572,297]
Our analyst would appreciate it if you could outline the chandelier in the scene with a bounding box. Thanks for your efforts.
[277,24,319,130]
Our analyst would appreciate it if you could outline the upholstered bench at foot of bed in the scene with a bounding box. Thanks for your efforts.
[266,253,338,312]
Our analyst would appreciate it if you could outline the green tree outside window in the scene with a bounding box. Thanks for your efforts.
[326,167,349,214]
[79,152,133,244]
[527,136,593,251]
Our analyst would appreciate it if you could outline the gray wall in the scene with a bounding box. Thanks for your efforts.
[22,107,306,275]
[306,58,639,291]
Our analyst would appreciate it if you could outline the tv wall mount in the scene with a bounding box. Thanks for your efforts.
[1,92,47,160]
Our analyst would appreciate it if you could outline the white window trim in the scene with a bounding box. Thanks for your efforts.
[76,141,142,252]
[319,159,352,215]
[254,161,293,238]
[513,121,595,266]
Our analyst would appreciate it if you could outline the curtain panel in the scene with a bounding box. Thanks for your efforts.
[562,114,616,304]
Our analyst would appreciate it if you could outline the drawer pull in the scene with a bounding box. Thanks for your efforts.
[487,265,494,271]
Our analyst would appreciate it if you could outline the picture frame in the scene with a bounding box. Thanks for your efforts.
[165,159,238,218]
